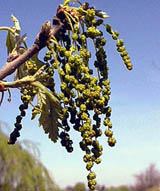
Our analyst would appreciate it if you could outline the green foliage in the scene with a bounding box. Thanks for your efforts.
[73,182,86,191]
[146,187,160,191]
[38,90,62,142]
[0,126,58,191]
[104,185,130,191]
[6,31,16,54]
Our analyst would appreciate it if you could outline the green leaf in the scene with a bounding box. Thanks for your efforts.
[11,14,21,34]
[63,0,70,6]
[6,31,16,54]
[4,15,21,55]
[37,88,47,109]
[37,89,62,143]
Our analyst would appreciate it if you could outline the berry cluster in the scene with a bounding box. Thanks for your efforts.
[8,103,28,144]
[106,24,132,70]
[8,1,132,190]
[36,2,133,189]
[59,131,73,153]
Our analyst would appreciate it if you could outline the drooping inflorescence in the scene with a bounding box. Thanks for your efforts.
[6,0,132,190]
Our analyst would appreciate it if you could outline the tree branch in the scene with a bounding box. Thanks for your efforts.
[0,17,63,80]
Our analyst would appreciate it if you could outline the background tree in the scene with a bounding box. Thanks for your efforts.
[104,185,130,191]
[72,182,86,191]
[0,122,59,191]
[132,163,160,191]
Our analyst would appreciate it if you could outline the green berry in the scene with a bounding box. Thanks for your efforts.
[100,38,106,46]
[72,33,78,41]
[86,161,94,171]
[74,24,79,33]
[108,137,116,147]
[87,172,96,180]
[105,129,113,137]
[116,39,124,47]
[103,118,110,126]
[80,104,87,112]
[112,33,118,40]
[81,34,86,44]
[95,157,101,164]
[114,31,119,37]
[106,24,112,34]
[64,51,71,57]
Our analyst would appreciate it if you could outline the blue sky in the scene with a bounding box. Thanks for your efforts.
[0,0,160,188]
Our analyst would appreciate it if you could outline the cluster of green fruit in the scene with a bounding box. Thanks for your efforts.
[8,1,132,190]
[40,2,132,189]
[106,24,132,70]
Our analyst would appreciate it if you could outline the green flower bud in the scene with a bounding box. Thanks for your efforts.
[105,129,113,137]
[81,34,86,44]
[81,112,89,120]
[106,24,113,34]
[100,38,106,46]
[108,137,116,147]
[114,31,119,37]
[103,118,110,126]
[74,24,79,33]
[80,104,87,112]
[112,33,118,40]
[72,33,78,41]
[64,51,71,57]
[121,50,128,57]
[65,63,71,74]
[116,39,124,47]
[95,157,101,164]
[87,172,96,180]
[86,161,94,171]
[117,46,125,52]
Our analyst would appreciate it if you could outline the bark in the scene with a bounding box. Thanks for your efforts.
[0,17,63,80]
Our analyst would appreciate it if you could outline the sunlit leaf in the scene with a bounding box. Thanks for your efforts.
[11,14,21,34]
[6,31,15,54]
[37,88,47,109]
[63,0,70,6]
[37,89,62,143]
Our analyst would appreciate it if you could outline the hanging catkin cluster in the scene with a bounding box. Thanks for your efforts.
[6,1,132,190]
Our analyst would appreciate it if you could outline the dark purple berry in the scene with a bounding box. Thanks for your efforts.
[16,115,22,123]
[14,123,22,130]
[61,139,67,147]
[59,131,66,139]
[21,110,26,117]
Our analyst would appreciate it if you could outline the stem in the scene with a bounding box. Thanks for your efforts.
[0,27,15,34]
[0,17,63,80]
[2,76,35,88]
[1,76,61,109]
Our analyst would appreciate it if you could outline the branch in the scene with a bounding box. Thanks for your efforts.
[0,17,63,80]
[1,65,61,109]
